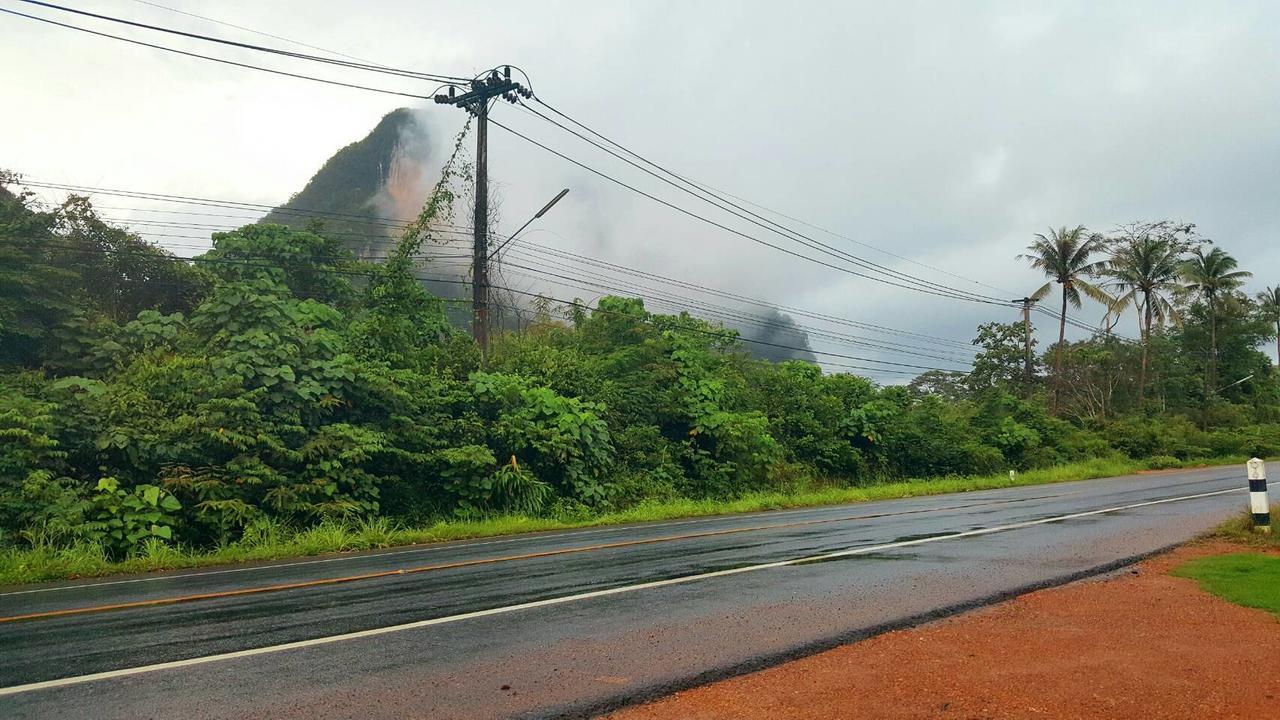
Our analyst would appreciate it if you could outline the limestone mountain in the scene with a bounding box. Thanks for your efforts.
[262,107,431,260]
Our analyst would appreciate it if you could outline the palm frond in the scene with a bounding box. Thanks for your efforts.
[1074,278,1113,306]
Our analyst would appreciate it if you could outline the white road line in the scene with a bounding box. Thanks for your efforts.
[0,482,1100,598]
[0,485,1242,697]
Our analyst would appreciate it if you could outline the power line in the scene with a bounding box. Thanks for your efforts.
[1031,304,1136,342]
[0,7,436,100]
[89,203,977,354]
[91,214,471,246]
[126,0,380,66]
[487,115,1017,308]
[527,97,1022,299]
[489,261,960,371]
[507,103,1009,306]
[484,280,940,375]
[503,236,978,350]
[510,107,1144,358]
[512,99,1012,306]
[55,211,968,363]
[499,256,975,366]
[22,238,927,378]
[16,0,468,83]
[21,180,421,230]
[89,212,979,357]
[21,179,981,350]
[498,259,961,363]
[499,247,976,360]
[52,211,973,363]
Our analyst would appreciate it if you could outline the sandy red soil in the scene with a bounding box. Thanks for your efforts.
[608,541,1280,720]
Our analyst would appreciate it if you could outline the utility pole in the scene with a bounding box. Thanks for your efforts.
[1011,297,1038,388]
[434,67,531,354]
[473,103,490,353]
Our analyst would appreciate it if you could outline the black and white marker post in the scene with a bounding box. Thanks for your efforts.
[1248,457,1270,533]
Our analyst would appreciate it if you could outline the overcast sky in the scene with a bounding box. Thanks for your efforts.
[3,0,1278,381]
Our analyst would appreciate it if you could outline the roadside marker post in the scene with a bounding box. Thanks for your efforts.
[1247,458,1269,533]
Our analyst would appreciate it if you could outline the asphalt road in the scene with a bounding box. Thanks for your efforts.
[0,463,1268,719]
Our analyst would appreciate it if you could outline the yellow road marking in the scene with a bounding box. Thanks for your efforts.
[0,501,987,624]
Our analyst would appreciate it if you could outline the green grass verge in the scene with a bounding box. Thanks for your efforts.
[1201,507,1280,550]
[1171,553,1280,616]
[0,455,1245,586]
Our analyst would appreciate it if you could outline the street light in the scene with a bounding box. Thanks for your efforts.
[488,188,569,260]
[1218,374,1254,393]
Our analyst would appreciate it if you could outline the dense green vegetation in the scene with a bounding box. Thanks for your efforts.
[1173,552,1280,616]
[2,166,1278,579]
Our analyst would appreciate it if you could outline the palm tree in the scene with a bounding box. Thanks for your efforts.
[1105,235,1184,406]
[1180,248,1252,394]
[1020,226,1109,413]
[1258,286,1280,366]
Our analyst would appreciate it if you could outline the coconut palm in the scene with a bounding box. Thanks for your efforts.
[1104,235,1184,406]
[1019,226,1110,412]
[1180,248,1252,394]
[1258,285,1280,366]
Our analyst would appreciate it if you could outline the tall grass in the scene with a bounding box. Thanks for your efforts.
[0,455,1245,586]
[1202,507,1280,550]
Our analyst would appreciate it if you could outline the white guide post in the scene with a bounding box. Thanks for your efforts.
[1247,458,1270,534]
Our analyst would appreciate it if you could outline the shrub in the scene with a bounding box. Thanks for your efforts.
[76,478,182,558]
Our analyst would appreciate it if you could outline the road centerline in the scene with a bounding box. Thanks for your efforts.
[0,497,1027,624]
[0,486,1095,600]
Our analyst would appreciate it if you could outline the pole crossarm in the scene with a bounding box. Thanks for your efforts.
[434,66,531,113]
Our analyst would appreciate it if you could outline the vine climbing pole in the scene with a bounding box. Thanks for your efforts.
[433,67,531,354]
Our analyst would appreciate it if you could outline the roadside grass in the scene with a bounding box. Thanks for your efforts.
[1201,508,1280,550]
[0,454,1248,586]
[1169,504,1280,616]
[1172,552,1280,616]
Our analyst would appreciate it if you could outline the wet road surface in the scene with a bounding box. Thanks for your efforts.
[0,463,1267,719]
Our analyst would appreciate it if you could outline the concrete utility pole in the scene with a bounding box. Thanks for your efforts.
[434,67,531,354]
[473,104,490,353]
[1011,297,1038,387]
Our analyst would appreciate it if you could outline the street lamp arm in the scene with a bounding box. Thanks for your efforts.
[489,188,569,260]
